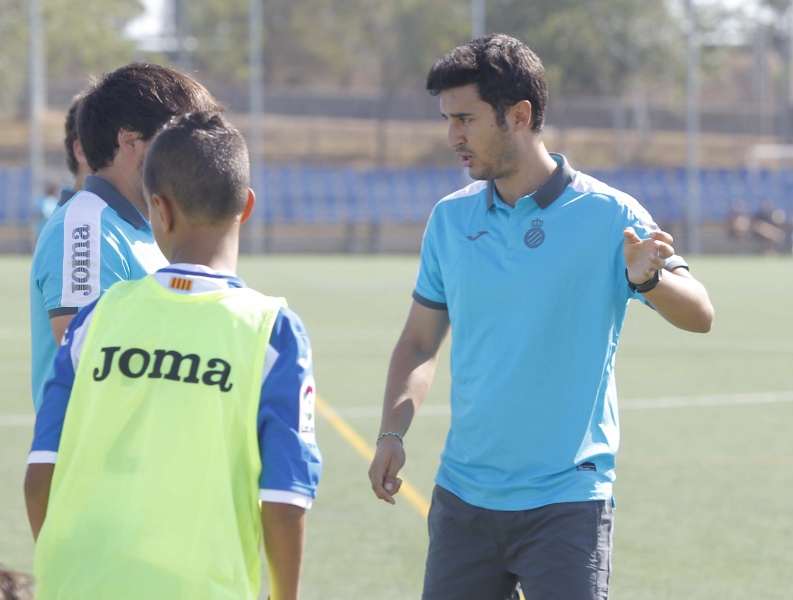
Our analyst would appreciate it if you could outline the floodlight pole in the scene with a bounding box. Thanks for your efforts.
[249,0,265,253]
[174,0,191,72]
[684,0,702,254]
[786,4,793,142]
[29,0,46,239]
[471,0,485,38]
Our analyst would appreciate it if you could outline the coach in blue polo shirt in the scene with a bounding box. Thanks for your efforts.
[369,34,714,600]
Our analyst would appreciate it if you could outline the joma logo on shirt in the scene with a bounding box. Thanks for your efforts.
[93,346,233,392]
[71,225,92,296]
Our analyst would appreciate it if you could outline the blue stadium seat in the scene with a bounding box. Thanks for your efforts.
[0,168,32,222]
[9,165,791,231]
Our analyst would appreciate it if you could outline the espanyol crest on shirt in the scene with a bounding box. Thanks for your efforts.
[524,219,545,248]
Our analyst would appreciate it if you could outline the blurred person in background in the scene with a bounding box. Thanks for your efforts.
[0,565,34,600]
[751,198,791,254]
[369,33,714,600]
[34,183,59,239]
[56,94,93,208]
[726,198,751,253]
[29,62,223,414]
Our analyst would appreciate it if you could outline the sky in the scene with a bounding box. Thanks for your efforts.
[125,0,166,39]
[123,0,771,43]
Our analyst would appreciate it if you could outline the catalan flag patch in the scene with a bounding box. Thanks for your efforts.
[169,277,193,291]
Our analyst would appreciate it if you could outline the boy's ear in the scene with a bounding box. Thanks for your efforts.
[240,188,256,225]
[151,192,175,232]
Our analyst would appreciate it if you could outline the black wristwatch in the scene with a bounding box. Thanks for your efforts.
[625,268,662,293]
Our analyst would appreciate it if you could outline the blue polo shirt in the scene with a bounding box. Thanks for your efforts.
[29,175,167,413]
[414,153,684,511]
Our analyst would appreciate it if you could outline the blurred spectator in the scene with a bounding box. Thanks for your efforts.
[751,198,791,254]
[34,183,59,239]
[727,199,752,253]
[0,565,34,600]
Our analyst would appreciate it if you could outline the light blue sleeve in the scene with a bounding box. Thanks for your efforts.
[31,201,135,328]
[32,219,71,315]
[413,204,447,308]
[55,198,145,312]
[614,194,687,304]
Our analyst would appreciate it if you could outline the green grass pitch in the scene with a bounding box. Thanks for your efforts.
[1,254,792,599]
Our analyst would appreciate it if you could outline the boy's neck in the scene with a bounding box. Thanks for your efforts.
[165,227,240,275]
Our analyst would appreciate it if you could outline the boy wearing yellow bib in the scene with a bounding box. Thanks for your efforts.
[25,112,322,600]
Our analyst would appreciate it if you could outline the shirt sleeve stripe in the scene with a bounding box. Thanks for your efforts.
[27,450,57,464]
[412,291,448,311]
[48,307,79,318]
[69,309,95,371]
[261,344,280,385]
[259,489,314,509]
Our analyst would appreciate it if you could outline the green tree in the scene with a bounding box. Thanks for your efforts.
[485,0,684,96]
[181,0,468,90]
[0,0,29,116]
[182,0,369,87]
[350,0,469,163]
[44,0,142,78]
[173,0,752,103]
[0,0,143,118]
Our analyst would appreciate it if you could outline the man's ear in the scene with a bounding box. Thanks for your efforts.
[240,188,256,224]
[151,192,175,233]
[117,128,142,158]
[73,139,89,169]
[511,100,534,131]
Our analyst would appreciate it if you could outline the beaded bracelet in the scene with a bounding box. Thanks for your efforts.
[376,431,403,445]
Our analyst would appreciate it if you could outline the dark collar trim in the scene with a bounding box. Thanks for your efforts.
[486,153,575,211]
[57,186,74,207]
[82,175,147,229]
[533,153,575,209]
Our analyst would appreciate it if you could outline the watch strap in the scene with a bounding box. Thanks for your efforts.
[626,267,662,293]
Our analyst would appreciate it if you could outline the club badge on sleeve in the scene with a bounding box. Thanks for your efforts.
[298,375,317,443]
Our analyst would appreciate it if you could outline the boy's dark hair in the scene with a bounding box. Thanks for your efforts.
[63,95,82,176]
[426,33,547,132]
[143,112,250,224]
[77,62,224,172]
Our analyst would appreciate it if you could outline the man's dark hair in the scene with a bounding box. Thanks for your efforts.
[143,112,250,224]
[426,33,547,132]
[63,95,82,176]
[77,62,224,172]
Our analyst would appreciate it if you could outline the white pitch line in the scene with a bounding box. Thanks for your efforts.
[0,414,34,426]
[302,390,793,419]
[621,390,793,410]
[626,337,793,353]
[0,327,30,339]
[0,361,31,374]
[3,390,793,427]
